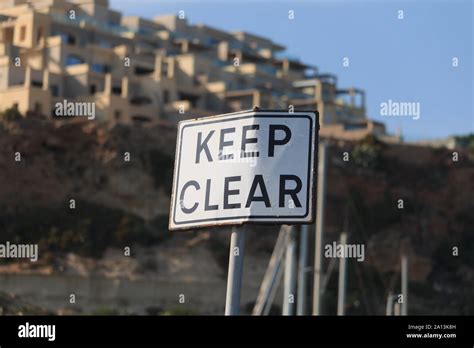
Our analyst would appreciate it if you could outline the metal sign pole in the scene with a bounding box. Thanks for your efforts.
[394,302,401,316]
[401,254,408,316]
[283,226,297,315]
[337,232,348,316]
[225,226,246,315]
[386,292,393,316]
[297,224,309,315]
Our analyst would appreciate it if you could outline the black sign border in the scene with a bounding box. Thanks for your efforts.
[171,112,316,229]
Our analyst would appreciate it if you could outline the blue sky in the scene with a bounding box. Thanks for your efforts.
[111,0,472,141]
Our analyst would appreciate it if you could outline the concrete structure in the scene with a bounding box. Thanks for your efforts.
[412,136,465,150]
[0,0,396,140]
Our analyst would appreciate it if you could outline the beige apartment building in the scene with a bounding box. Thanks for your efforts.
[0,0,396,141]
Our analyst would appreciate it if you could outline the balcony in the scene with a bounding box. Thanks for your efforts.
[225,63,277,77]
[130,95,152,106]
[274,51,300,62]
[163,100,211,119]
[50,13,135,38]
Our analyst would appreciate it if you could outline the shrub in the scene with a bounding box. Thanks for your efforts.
[352,135,385,170]
[147,149,174,193]
[0,106,23,121]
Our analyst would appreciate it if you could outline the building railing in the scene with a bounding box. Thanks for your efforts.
[50,13,138,37]
[257,64,278,76]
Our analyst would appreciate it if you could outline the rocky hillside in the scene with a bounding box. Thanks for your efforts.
[0,291,51,315]
[0,117,473,315]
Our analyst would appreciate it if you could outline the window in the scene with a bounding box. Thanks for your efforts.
[89,85,97,95]
[98,41,112,49]
[344,123,366,131]
[130,96,152,105]
[134,66,154,75]
[178,93,198,108]
[112,86,122,95]
[34,102,42,114]
[4,27,13,42]
[91,63,110,74]
[162,90,170,103]
[50,85,59,97]
[114,110,121,120]
[67,35,76,46]
[36,27,43,44]
[65,55,84,66]
[19,26,26,41]
[56,32,76,46]
[91,64,101,73]
[161,62,169,76]
[132,115,151,123]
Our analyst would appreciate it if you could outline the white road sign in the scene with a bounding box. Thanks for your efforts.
[169,110,318,230]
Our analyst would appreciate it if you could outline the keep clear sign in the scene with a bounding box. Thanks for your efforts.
[169,109,319,230]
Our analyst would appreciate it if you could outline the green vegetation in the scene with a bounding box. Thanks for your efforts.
[208,234,230,276]
[352,135,385,170]
[454,133,474,152]
[0,106,23,121]
[0,291,51,315]
[147,149,174,194]
[348,188,402,236]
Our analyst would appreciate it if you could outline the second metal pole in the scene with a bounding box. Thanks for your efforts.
[313,141,328,315]
[225,226,246,315]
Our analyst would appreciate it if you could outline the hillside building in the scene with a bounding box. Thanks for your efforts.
[0,0,398,141]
